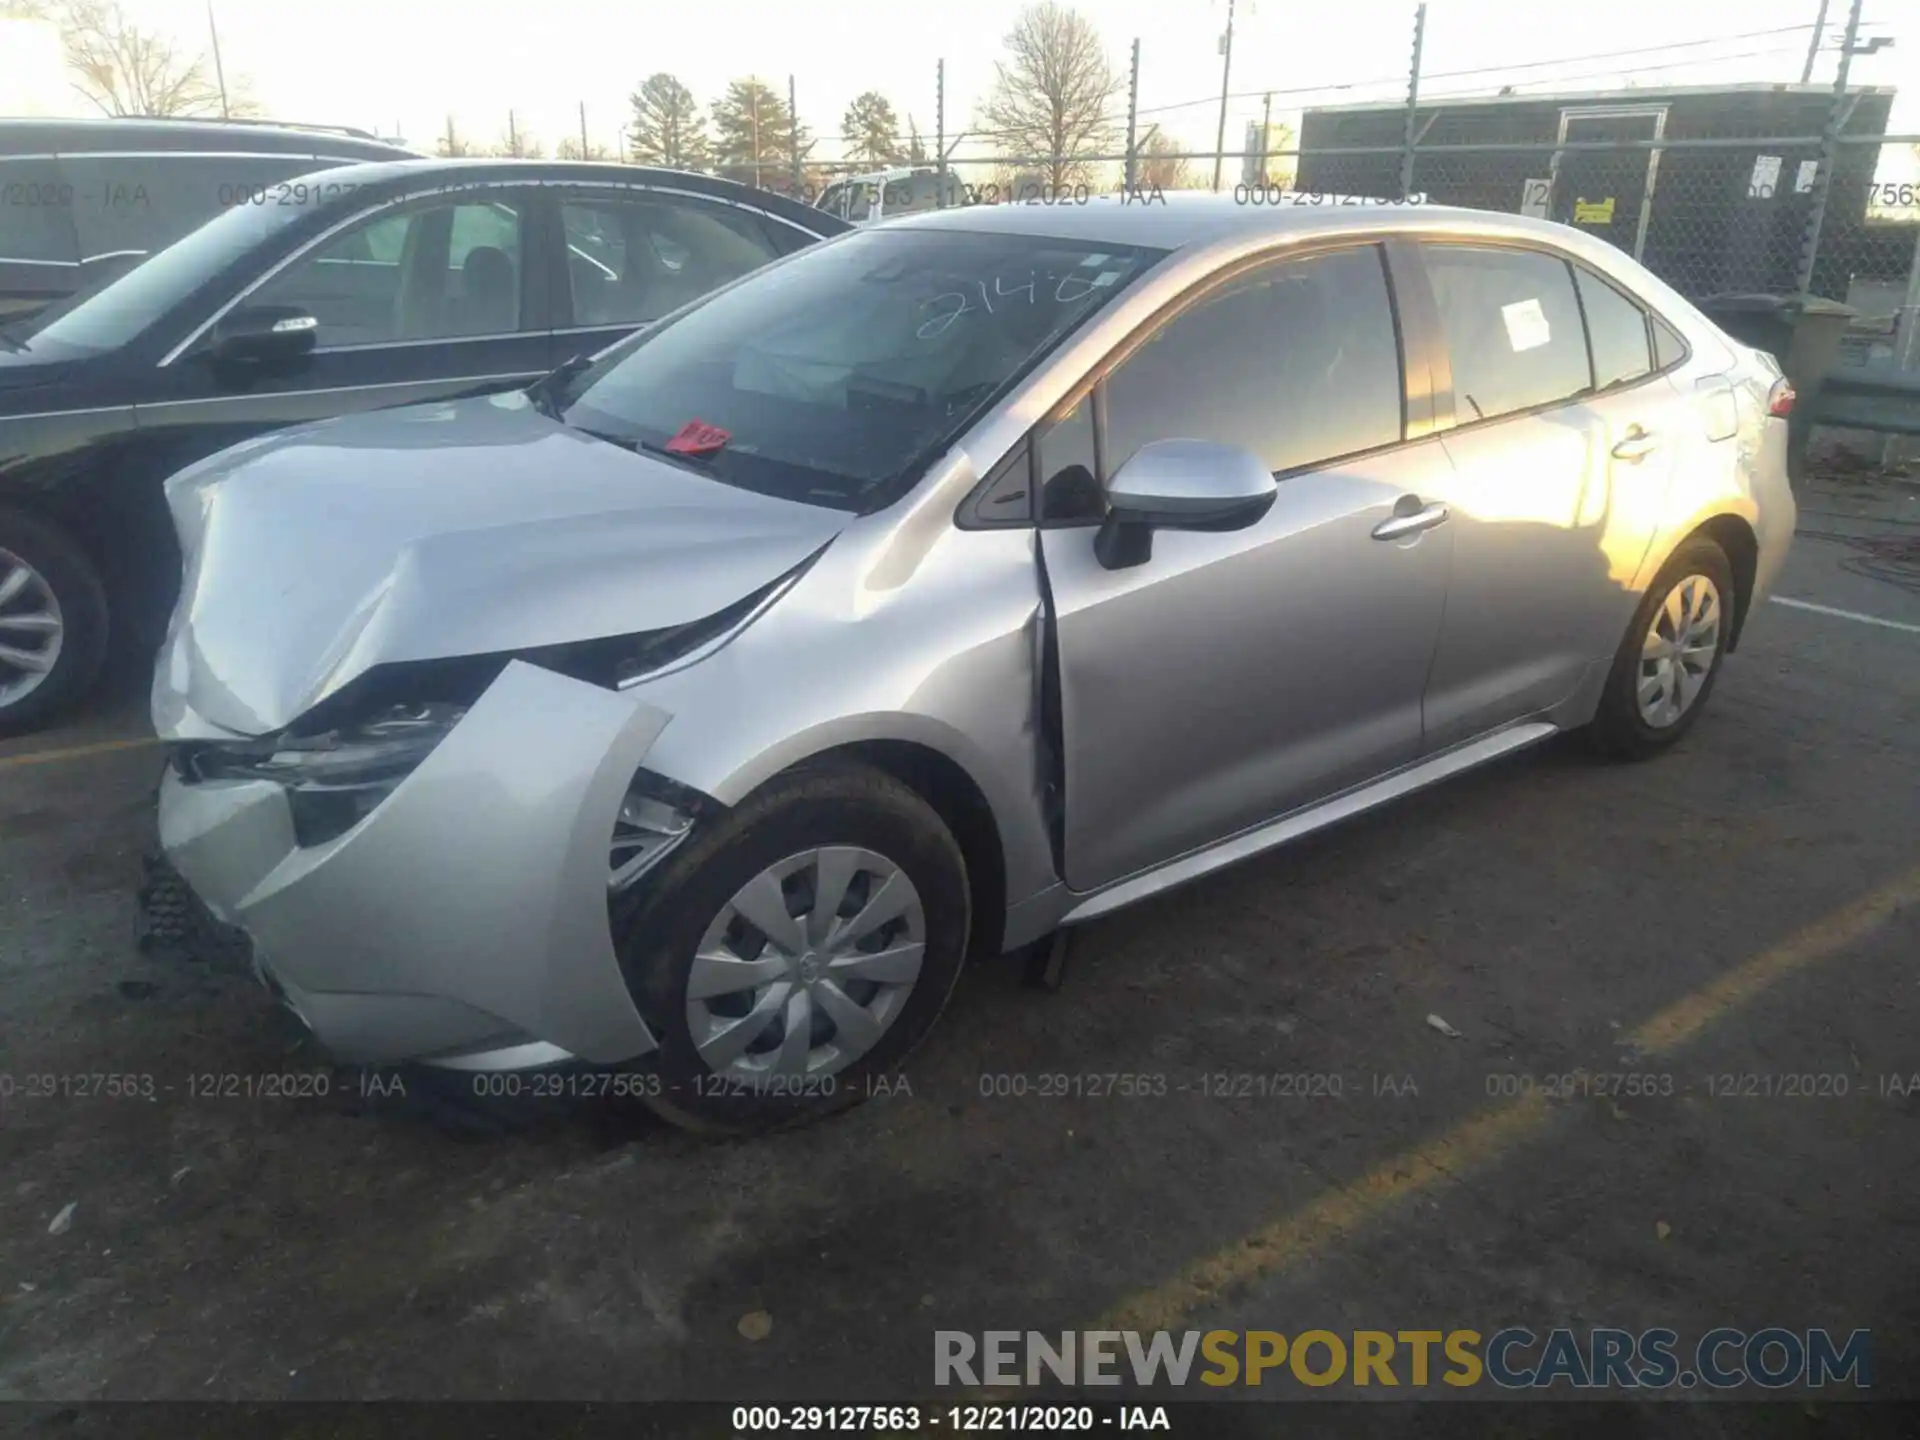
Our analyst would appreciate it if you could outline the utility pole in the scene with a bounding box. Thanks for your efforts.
[579,101,589,158]
[936,59,946,202]
[508,109,518,157]
[750,86,761,189]
[1125,38,1141,191]
[1399,3,1427,202]
[789,74,802,193]
[1794,0,1865,295]
[1259,90,1272,185]
[206,2,230,119]
[445,115,456,156]
[1801,0,1833,84]
[1212,0,1237,191]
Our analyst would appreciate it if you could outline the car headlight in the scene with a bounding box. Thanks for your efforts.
[178,702,466,847]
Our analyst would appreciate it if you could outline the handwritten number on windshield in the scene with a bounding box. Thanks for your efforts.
[916,292,971,339]
[915,270,1104,340]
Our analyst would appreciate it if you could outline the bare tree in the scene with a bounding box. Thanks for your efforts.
[978,1,1118,188]
[490,113,545,158]
[1136,131,1192,191]
[435,117,475,158]
[55,0,260,117]
[841,90,902,168]
[556,136,612,160]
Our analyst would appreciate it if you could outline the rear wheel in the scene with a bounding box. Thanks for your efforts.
[1585,538,1734,760]
[614,761,970,1133]
[0,508,108,736]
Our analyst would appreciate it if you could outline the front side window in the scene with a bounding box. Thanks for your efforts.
[1574,264,1652,391]
[250,195,526,347]
[1103,245,1404,481]
[561,194,780,328]
[1424,244,1590,422]
[58,154,328,270]
[556,227,1164,512]
[19,185,328,352]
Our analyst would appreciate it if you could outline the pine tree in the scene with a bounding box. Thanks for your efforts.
[710,76,809,189]
[628,72,709,171]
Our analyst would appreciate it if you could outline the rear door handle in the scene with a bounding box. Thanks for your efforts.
[1611,425,1659,462]
[1371,499,1450,541]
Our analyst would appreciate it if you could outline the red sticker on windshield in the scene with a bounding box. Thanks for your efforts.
[664,419,732,455]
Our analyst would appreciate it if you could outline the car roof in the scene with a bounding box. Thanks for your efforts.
[883,191,1575,253]
[267,157,850,233]
[0,116,413,159]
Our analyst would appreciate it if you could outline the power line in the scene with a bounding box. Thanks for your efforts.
[1132,20,1859,120]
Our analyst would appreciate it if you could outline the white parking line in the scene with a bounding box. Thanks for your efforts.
[1770,596,1920,635]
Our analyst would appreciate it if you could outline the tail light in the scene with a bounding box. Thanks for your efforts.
[1767,379,1796,418]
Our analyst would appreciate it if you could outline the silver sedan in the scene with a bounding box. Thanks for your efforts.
[152,195,1795,1131]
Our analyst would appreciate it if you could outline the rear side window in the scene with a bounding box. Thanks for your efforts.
[1573,265,1652,390]
[1424,245,1589,422]
[1652,315,1687,369]
[1102,245,1404,479]
[0,156,79,265]
[560,192,782,328]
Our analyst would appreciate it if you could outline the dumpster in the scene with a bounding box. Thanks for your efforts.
[1698,292,1857,478]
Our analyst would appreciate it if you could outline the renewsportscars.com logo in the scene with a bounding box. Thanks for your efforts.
[934,1328,1872,1391]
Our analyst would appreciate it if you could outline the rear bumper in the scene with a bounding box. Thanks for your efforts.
[156,660,672,1068]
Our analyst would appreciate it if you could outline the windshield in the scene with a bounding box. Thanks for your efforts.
[11,191,331,353]
[557,227,1165,512]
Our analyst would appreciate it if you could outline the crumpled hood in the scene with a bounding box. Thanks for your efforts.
[154,390,847,737]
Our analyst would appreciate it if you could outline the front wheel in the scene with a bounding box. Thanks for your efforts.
[0,508,109,736]
[1584,537,1734,760]
[613,761,970,1133]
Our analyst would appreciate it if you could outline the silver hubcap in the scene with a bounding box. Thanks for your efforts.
[686,847,925,1083]
[0,547,64,708]
[1637,573,1721,728]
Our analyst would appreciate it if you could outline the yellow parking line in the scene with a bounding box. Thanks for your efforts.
[1100,1092,1553,1333]
[1626,865,1920,1055]
[1096,863,1920,1333]
[0,735,159,770]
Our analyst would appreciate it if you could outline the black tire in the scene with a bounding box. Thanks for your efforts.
[1584,537,1735,761]
[0,506,109,736]
[612,760,970,1134]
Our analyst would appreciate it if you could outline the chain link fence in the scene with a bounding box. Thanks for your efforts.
[887,130,1919,382]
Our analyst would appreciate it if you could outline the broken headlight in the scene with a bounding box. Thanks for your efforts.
[179,702,467,847]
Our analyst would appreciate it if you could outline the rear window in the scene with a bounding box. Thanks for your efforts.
[557,227,1165,512]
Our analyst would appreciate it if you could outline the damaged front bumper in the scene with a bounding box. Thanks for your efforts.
[157,661,679,1068]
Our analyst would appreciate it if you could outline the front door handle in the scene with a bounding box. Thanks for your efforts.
[1611,425,1658,462]
[1371,499,1450,541]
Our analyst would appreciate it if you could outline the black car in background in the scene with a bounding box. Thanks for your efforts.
[1,117,417,317]
[0,158,849,732]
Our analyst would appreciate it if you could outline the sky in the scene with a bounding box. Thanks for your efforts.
[2,0,1915,164]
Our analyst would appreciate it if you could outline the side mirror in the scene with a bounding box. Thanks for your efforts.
[208,304,318,370]
[1094,439,1277,570]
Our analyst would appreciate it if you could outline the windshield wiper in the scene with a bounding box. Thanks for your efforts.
[526,353,595,421]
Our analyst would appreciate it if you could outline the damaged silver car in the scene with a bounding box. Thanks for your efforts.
[154,199,1795,1130]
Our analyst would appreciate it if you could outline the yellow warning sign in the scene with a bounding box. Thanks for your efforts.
[1573,197,1616,224]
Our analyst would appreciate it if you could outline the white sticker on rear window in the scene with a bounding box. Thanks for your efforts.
[1500,297,1551,353]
